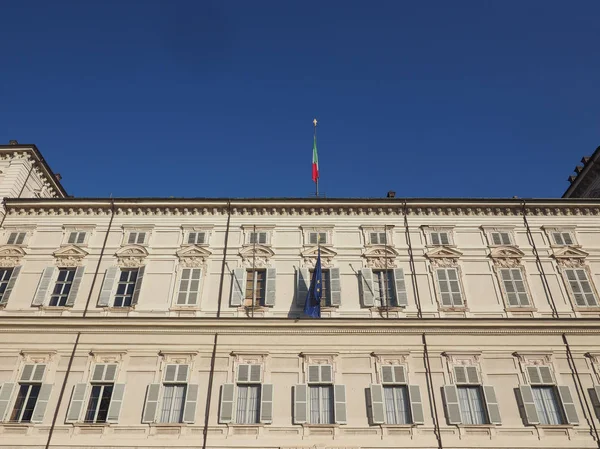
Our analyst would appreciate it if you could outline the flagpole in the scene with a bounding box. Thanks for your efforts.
[313,118,319,197]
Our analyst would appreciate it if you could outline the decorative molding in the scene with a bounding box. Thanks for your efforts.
[489,246,525,268]
[53,245,89,267]
[159,350,198,364]
[239,244,274,268]
[176,245,211,268]
[89,350,127,364]
[0,245,26,267]
[20,350,57,364]
[115,244,149,268]
[301,246,337,268]
[553,246,588,268]
[231,351,269,366]
[300,225,334,247]
[426,246,462,268]
[362,245,399,268]
[371,351,409,366]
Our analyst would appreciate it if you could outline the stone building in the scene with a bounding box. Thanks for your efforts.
[0,141,600,449]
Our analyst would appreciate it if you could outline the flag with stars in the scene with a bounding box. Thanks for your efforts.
[303,248,322,318]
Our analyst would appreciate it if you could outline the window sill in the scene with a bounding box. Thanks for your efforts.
[439,307,469,312]
[379,423,415,428]
[370,306,406,311]
[149,423,187,427]
[39,306,72,311]
[457,424,497,428]
[71,422,111,427]
[227,423,265,427]
[3,421,35,426]
[534,424,573,429]
[302,423,340,428]
[506,307,538,312]
[169,306,201,311]
[574,307,600,312]
[102,307,135,312]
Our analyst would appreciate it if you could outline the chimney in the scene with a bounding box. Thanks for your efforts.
[387,191,396,198]
[55,173,62,181]
[8,140,18,145]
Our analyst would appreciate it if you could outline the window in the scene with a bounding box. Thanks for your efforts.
[249,232,267,244]
[499,268,530,307]
[373,270,394,307]
[7,232,26,245]
[114,269,138,307]
[127,232,146,245]
[245,269,265,307]
[360,268,408,308]
[435,268,463,307]
[49,268,76,307]
[187,232,206,245]
[176,268,202,306]
[370,232,387,245]
[68,231,87,245]
[532,386,563,425]
[235,365,262,424]
[430,232,450,246]
[309,232,327,245]
[159,364,189,423]
[457,386,487,424]
[383,386,410,424]
[309,385,334,424]
[490,232,512,246]
[0,267,15,303]
[564,268,598,307]
[10,364,47,423]
[552,232,574,246]
[84,385,113,423]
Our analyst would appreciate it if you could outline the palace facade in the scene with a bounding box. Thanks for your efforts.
[0,141,600,449]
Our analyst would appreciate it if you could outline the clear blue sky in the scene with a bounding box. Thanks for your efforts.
[1,1,599,199]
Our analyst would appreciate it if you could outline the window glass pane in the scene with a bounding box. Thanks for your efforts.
[384,386,409,424]
[10,384,30,422]
[458,386,486,424]
[96,385,113,423]
[533,386,563,425]
[50,268,75,307]
[85,385,102,423]
[0,267,14,301]
[113,269,138,307]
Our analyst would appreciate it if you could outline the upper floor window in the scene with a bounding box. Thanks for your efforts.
[0,267,20,306]
[360,268,408,308]
[97,266,145,308]
[175,268,202,307]
[187,232,206,245]
[32,266,85,308]
[564,268,598,307]
[430,232,450,246]
[249,231,268,245]
[370,232,387,245]
[114,269,138,307]
[309,232,327,245]
[7,232,27,245]
[308,365,334,424]
[435,268,464,307]
[127,232,147,245]
[498,268,531,308]
[68,231,87,245]
[49,268,76,307]
[230,268,277,308]
[490,232,512,246]
[552,232,574,246]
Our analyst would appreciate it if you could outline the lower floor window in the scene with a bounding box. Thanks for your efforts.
[160,384,186,423]
[457,386,487,424]
[533,386,564,425]
[384,385,410,424]
[85,384,114,423]
[10,384,40,422]
[309,385,333,424]
[236,384,260,424]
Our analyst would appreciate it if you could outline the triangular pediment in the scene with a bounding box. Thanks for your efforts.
[239,244,275,259]
[115,244,149,258]
[301,245,337,259]
[553,246,588,259]
[0,245,26,258]
[53,245,89,258]
[489,246,525,259]
[363,245,399,258]
[177,245,212,259]
[425,246,462,259]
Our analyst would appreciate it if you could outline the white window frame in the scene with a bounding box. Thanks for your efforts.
[159,364,189,424]
[489,231,513,246]
[84,383,114,423]
[302,226,334,247]
[62,226,94,246]
[113,268,139,307]
[497,266,533,308]
[309,231,328,245]
[434,266,465,308]
[561,267,599,308]
[173,267,203,307]
[308,384,334,424]
[10,383,42,422]
[48,268,77,307]
[186,231,207,245]
[121,227,153,246]
[360,226,394,247]
[6,231,28,246]
[552,231,575,246]
[249,231,268,245]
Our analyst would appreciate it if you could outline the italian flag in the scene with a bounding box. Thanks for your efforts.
[312,135,319,182]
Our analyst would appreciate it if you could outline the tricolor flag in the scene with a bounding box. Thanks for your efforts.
[312,134,319,183]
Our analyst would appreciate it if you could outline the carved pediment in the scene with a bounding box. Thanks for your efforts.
[53,245,88,267]
[0,245,26,267]
[301,246,337,268]
[239,244,274,268]
[553,246,588,259]
[115,245,148,268]
[177,245,212,268]
[362,245,399,268]
[426,246,462,259]
[489,246,524,259]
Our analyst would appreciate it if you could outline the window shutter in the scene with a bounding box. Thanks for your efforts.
[293,384,308,424]
[492,233,502,246]
[98,267,119,307]
[447,268,463,306]
[557,385,579,424]
[369,384,385,424]
[394,366,406,384]
[187,232,196,244]
[360,268,375,307]
[264,268,277,307]
[32,267,55,306]
[77,232,86,244]
[230,268,246,307]
[539,366,553,384]
[20,364,34,381]
[0,383,15,421]
[107,383,126,423]
[183,384,199,423]
[518,385,540,424]
[219,384,235,423]
[237,364,249,382]
[189,268,202,305]
[466,366,479,384]
[296,268,310,307]
[431,233,440,245]
[66,383,88,423]
[32,364,46,382]
[92,364,106,382]
[442,385,462,424]
[594,386,600,420]
[436,269,453,307]
[142,383,160,423]
[453,366,468,384]
[309,233,317,245]
[308,365,320,383]
[392,268,408,307]
[500,269,519,307]
[128,233,136,244]
[68,232,76,244]
[65,266,85,307]
[527,366,542,385]
[483,385,501,424]
[334,384,347,424]
[1,266,21,306]
[131,266,145,305]
[250,365,261,383]
[31,384,52,423]
[563,233,574,245]
[105,364,117,382]
[409,385,424,424]
[260,383,274,423]
[320,365,333,383]
[381,366,394,384]
[329,267,342,306]
[137,232,146,244]
[440,233,450,245]
[22,364,46,382]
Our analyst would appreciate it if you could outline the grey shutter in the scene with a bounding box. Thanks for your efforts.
[454,366,468,384]
[296,268,310,307]
[437,269,452,307]
[309,233,317,245]
[230,268,246,307]
[466,366,479,384]
[32,364,46,382]
[164,364,177,382]
[264,268,277,307]
[92,364,106,381]
[142,383,160,423]
[107,383,126,423]
[360,268,375,307]
[500,269,520,307]
[563,233,574,245]
[21,365,34,381]
[527,366,541,384]
[98,267,118,307]
[188,268,202,305]
[237,364,249,382]
[0,383,15,421]
[511,269,530,306]
[293,384,308,424]
[249,365,262,383]
[77,232,86,244]
[409,385,424,424]
[183,384,199,423]
[431,233,440,245]
[369,384,385,424]
[31,384,52,423]
[440,233,450,245]
[1,266,21,306]
[66,383,87,422]
[539,366,553,384]
[393,268,408,307]
[381,366,394,383]
[518,385,540,424]
[334,384,347,424]
[219,384,235,423]
[131,266,145,305]
[558,385,579,424]
[329,267,342,306]
[65,266,85,307]
[442,385,462,424]
[394,366,406,384]
[492,233,502,245]
[308,365,320,383]
[176,365,189,382]
[320,365,333,383]
[32,267,55,306]
[260,383,274,423]
[594,386,600,419]
[68,232,77,244]
[104,364,117,382]
[447,268,463,306]
[483,385,501,424]
[7,233,17,245]
[128,233,136,244]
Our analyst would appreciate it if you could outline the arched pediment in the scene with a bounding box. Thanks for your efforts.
[177,245,212,268]
[0,245,26,267]
[239,244,274,268]
[115,244,148,268]
[489,246,525,260]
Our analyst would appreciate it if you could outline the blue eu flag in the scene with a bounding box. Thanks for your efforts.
[304,248,322,318]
